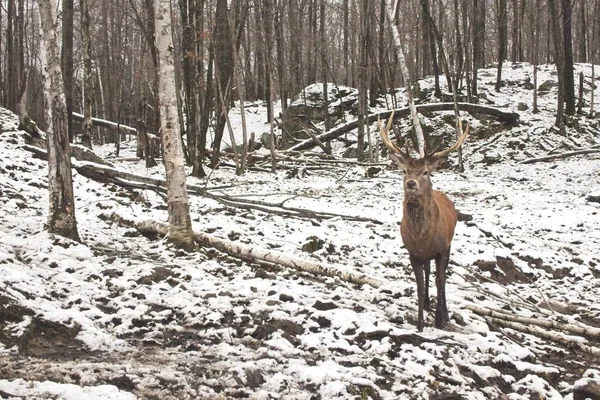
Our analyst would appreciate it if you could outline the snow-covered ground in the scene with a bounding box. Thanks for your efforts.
[1,62,600,399]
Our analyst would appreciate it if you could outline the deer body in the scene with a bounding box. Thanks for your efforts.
[380,114,467,332]
[402,191,457,262]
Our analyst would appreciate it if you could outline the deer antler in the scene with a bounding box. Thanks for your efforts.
[431,124,470,158]
[379,111,412,162]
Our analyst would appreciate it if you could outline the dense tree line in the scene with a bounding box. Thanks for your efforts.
[1,0,598,167]
[2,0,598,242]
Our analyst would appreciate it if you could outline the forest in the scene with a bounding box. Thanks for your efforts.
[1,0,600,399]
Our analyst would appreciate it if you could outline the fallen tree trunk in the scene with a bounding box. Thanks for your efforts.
[486,317,600,356]
[519,148,600,164]
[465,304,600,339]
[71,112,137,135]
[288,103,520,152]
[102,213,385,289]
[23,143,114,167]
[23,143,383,224]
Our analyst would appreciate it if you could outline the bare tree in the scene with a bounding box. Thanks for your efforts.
[62,0,74,142]
[561,0,576,115]
[472,0,486,97]
[210,0,235,168]
[37,0,81,241]
[495,0,507,91]
[154,0,195,249]
[549,0,566,130]
[81,0,93,148]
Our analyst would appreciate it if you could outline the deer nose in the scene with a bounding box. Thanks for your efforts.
[406,180,418,190]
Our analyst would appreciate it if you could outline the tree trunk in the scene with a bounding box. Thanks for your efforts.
[384,0,426,157]
[495,0,507,92]
[579,0,588,62]
[453,0,464,87]
[6,0,17,111]
[275,1,287,112]
[356,0,369,160]
[180,0,197,165]
[420,0,453,92]
[510,0,519,61]
[81,0,93,149]
[532,0,541,113]
[210,0,235,168]
[343,0,349,85]
[472,0,485,96]
[154,0,195,249]
[37,0,80,241]
[561,0,575,115]
[289,0,302,94]
[549,0,566,129]
[61,0,74,143]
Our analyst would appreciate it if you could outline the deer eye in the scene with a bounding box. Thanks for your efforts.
[423,171,429,176]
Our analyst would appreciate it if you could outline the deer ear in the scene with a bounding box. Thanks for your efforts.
[428,156,447,171]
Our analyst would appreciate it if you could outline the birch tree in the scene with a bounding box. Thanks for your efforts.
[154,0,195,249]
[37,0,80,241]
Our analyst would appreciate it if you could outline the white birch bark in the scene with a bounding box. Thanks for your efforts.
[37,0,80,241]
[383,0,426,157]
[154,0,194,248]
[465,304,600,338]
[132,219,384,288]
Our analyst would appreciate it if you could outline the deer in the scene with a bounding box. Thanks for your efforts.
[380,114,469,332]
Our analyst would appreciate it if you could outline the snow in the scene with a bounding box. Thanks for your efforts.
[1,62,600,398]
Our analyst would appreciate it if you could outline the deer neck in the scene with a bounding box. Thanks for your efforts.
[404,194,438,236]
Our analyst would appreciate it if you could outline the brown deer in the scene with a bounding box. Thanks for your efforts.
[380,115,469,332]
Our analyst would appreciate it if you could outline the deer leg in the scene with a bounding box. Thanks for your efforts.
[434,247,451,328]
[410,255,426,332]
[424,260,431,311]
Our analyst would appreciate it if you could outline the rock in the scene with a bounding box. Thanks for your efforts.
[538,80,557,92]
[302,236,324,253]
[102,269,123,278]
[136,266,178,285]
[279,84,358,148]
[573,380,600,400]
[342,146,357,159]
[255,268,276,280]
[279,293,294,302]
[451,312,466,326]
[312,316,332,328]
[481,151,502,165]
[272,319,304,336]
[312,300,338,311]
[517,102,528,111]
[586,192,600,203]
[244,369,264,389]
[365,166,382,177]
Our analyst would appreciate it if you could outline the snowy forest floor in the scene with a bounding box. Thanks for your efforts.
[1,62,600,399]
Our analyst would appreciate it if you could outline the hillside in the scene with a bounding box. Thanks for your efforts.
[1,62,600,399]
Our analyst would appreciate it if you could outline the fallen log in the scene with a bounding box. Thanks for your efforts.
[22,143,383,224]
[288,103,520,151]
[465,304,600,339]
[102,213,385,289]
[485,317,600,356]
[519,148,600,164]
[71,112,137,134]
[23,143,114,168]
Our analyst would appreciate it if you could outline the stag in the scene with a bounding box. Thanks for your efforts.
[380,115,469,331]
